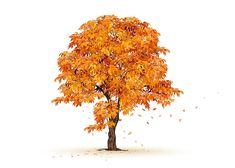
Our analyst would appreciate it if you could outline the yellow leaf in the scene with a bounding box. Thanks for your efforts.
[101,48,110,56]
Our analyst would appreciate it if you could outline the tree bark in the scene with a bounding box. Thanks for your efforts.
[108,126,117,150]
[107,98,120,150]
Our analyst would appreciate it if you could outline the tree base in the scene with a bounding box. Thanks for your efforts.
[97,148,128,151]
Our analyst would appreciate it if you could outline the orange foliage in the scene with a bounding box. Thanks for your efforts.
[52,15,183,132]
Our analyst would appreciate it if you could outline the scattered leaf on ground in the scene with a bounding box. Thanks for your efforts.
[195,106,198,109]
[182,109,185,112]
[170,114,172,117]
[179,119,182,122]
[138,114,142,117]
[128,131,132,135]
[159,115,161,117]
[146,121,149,125]
[151,116,154,119]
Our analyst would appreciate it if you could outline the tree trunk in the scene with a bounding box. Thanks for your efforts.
[107,98,120,151]
[107,112,119,150]
[108,126,117,150]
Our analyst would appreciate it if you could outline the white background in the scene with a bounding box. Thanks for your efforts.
[0,0,235,167]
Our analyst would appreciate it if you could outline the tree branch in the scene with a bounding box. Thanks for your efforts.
[95,85,110,100]
[113,97,120,127]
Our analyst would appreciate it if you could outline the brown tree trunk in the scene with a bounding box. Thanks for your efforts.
[107,98,120,151]
[108,126,117,150]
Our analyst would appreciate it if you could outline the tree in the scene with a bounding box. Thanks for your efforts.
[52,15,183,151]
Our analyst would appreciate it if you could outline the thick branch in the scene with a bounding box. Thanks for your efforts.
[113,97,120,127]
[95,85,110,100]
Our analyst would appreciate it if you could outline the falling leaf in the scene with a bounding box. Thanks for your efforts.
[128,131,132,135]
[179,119,182,122]
[146,121,149,125]
[159,115,162,117]
[170,114,172,117]
[195,106,198,109]
[138,114,142,117]
[182,109,185,112]
[151,116,154,119]
[153,108,156,110]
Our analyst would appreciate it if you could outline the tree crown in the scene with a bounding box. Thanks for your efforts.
[52,15,183,132]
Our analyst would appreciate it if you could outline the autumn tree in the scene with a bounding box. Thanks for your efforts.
[52,15,183,151]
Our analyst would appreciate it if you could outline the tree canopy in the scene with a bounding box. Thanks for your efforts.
[52,15,183,133]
